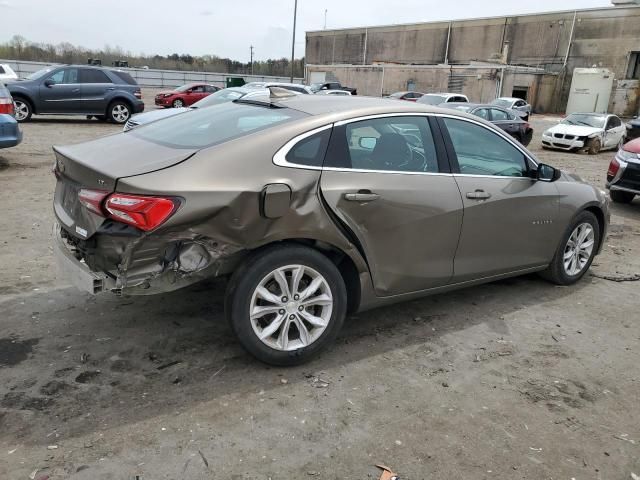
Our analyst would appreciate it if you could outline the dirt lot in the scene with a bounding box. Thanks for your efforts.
[1,95,639,479]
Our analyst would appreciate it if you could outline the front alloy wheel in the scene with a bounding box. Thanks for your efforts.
[562,223,595,276]
[13,99,31,122]
[539,211,600,285]
[172,98,184,108]
[226,245,347,365]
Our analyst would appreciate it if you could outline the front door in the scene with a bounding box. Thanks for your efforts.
[438,116,561,282]
[38,68,81,113]
[320,115,464,296]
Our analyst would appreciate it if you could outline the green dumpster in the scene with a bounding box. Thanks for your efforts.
[226,77,246,88]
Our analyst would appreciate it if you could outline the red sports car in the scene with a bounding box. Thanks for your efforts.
[155,83,220,108]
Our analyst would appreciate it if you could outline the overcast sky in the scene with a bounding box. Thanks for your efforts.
[0,0,611,61]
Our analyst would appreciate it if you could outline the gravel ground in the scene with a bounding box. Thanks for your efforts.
[0,94,639,479]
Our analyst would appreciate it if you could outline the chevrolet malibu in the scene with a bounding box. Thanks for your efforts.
[53,93,609,365]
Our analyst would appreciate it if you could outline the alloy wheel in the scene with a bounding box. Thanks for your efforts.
[173,99,184,108]
[111,104,130,123]
[249,264,333,351]
[563,222,595,276]
[13,100,29,121]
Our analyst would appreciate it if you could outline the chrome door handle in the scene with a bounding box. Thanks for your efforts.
[344,192,380,202]
[72,88,80,93]
[106,87,115,91]
[466,190,491,200]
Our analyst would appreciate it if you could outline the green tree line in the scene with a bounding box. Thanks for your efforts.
[0,35,305,77]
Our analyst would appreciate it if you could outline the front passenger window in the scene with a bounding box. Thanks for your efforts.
[443,118,528,177]
[48,70,65,84]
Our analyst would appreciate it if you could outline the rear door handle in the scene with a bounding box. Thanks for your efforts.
[344,191,380,202]
[466,190,491,200]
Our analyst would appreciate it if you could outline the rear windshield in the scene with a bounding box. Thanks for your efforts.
[491,99,512,108]
[110,70,137,85]
[131,101,306,149]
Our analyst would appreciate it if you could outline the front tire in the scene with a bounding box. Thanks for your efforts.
[226,245,347,366]
[13,98,32,122]
[539,211,600,285]
[172,98,184,108]
[610,190,635,204]
[586,137,601,155]
[107,100,131,124]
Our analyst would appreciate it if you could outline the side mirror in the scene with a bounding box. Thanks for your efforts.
[358,137,377,150]
[44,79,54,87]
[537,163,561,182]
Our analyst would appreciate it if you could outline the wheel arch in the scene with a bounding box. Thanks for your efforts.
[105,95,134,114]
[247,238,362,315]
[582,204,606,253]
[11,92,36,114]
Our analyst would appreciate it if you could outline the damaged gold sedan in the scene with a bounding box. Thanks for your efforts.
[54,91,609,365]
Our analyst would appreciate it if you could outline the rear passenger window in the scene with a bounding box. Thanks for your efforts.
[111,70,137,85]
[284,129,331,167]
[443,118,527,177]
[80,69,111,83]
[325,116,439,173]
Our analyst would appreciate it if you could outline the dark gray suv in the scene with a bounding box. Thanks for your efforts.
[8,65,144,124]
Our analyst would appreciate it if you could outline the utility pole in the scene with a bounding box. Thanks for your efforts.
[250,45,254,75]
[290,0,298,83]
[324,9,327,29]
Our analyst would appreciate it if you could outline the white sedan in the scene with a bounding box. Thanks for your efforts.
[541,113,626,155]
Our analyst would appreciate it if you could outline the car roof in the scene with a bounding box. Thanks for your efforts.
[568,112,612,117]
[265,94,476,121]
[495,97,520,101]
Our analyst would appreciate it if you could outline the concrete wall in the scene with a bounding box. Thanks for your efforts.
[306,63,557,112]
[0,59,303,88]
[306,6,640,113]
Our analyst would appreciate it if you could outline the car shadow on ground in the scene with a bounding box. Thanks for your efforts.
[0,273,585,445]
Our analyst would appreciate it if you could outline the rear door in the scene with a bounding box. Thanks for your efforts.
[38,68,81,113]
[604,116,625,148]
[187,85,208,104]
[79,68,114,114]
[319,114,464,296]
[438,116,560,282]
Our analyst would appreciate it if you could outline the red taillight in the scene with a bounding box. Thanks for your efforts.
[607,158,620,177]
[523,122,531,130]
[104,194,178,231]
[0,97,14,115]
[78,189,110,215]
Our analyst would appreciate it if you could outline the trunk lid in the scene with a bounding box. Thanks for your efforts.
[53,133,197,239]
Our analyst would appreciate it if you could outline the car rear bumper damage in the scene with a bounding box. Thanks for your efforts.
[54,222,243,296]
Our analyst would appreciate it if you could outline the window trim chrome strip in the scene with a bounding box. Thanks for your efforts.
[272,111,539,174]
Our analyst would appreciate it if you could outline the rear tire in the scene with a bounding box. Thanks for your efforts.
[586,137,601,155]
[539,211,600,285]
[13,97,32,122]
[107,100,132,124]
[610,190,635,204]
[225,244,347,366]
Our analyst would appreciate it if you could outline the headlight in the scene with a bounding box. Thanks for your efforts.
[163,93,173,98]
[616,149,639,162]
